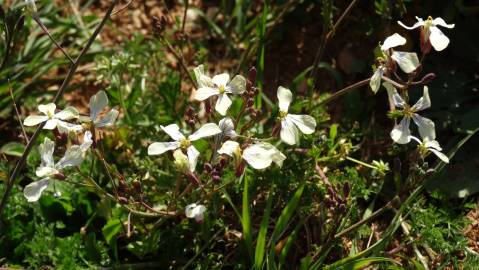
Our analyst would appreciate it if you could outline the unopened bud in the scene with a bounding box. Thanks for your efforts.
[54,173,66,180]
[246,80,253,91]
[343,182,350,198]
[235,161,246,177]
[187,173,201,186]
[419,73,436,84]
[203,163,213,173]
[219,158,227,168]
[118,197,129,204]
[248,67,257,85]
[212,175,221,182]
[247,98,254,107]
[132,180,141,193]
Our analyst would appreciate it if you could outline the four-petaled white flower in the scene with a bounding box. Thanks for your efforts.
[23,138,84,202]
[23,103,80,132]
[218,140,286,170]
[409,135,449,163]
[148,123,221,172]
[386,84,436,144]
[370,33,420,93]
[277,86,316,145]
[398,16,455,51]
[193,65,246,116]
[86,90,119,128]
[185,203,206,222]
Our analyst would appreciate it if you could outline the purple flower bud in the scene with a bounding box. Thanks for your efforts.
[118,197,129,204]
[248,66,257,84]
[203,163,213,173]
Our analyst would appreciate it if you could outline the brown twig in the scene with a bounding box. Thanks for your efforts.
[33,16,75,64]
[8,80,29,143]
[159,36,197,89]
[0,0,119,218]
[318,78,370,106]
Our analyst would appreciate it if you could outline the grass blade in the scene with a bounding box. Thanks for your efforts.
[254,188,274,269]
[242,170,253,261]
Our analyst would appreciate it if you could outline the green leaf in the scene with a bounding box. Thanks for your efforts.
[242,171,253,261]
[271,183,304,243]
[1,142,25,157]
[322,257,398,270]
[102,218,122,246]
[254,188,274,269]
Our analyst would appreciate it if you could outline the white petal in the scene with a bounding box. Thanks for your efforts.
[408,135,422,145]
[80,131,93,152]
[187,146,200,172]
[147,141,180,155]
[39,137,55,168]
[412,114,436,141]
[390,117,411,144]
[56,145,84,169]
[424,139,442,151]
[277,86,293,112]
[38,103,56,116]
[185,203,198,218]
[381,33,406,51]
[54,106,79,120]
[369,67,384,94]
[24,178,50,202]
[429,26,450,51]
[227,75,246,94]
[280,118,299,145]
[219,117,237,138]
[95,109,119,128]
[36,166,58,177]
[89,90,108,121]
[161,124,185,141]
[193,205,206,222]
[287,114,316,135]
[397,19,424,30]
[43,119,58,130]
[433,17,454,28]
[194,87,220,101]
[429,148,449,163]
[382,82,397,101]
[215,93,232,116]
[189,123,221,141]
[212,73,230,87]
[23,115,48,126]
[194,65,214,88]
[57,120,83,134]
[243,144,274,169]
[392,92,406,109]
[391,51,420,73]
[411,86,431,111]
[218,140,240,157]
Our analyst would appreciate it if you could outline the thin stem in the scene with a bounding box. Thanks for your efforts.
[159,36,197,89]
[8,80,29,143]
[346,156,377,170]
[181,0,189,34]
[0,0,119,218]
[33,16,75,64]
[318,78,370,106]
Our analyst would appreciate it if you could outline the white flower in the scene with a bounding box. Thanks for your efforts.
[277,87,316,145]
[23,138,84,202]
[23,103,80,131]
[193,66,246,116]
[409,136,449,163]
[80,131,93,152]
[386,84,436,144]
[173,149,191,173]
[398,16,455,51]
[87,90,119,128]
[218,117,237,139]
[185,203,206,222]
[24,0,37,13]
[218,140,286,170]
[370,33,419,93]
[148,123,222,172]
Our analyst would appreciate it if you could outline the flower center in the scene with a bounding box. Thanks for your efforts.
[279,110,288,119]
[218,85,226,94]
[46,111,54,119]
[424,16,433,28]
[180,138,191,149]
[403,107,414,117]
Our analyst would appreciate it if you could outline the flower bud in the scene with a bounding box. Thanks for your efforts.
[343,182,350,198]
[219,158,227,168]
[419,73,436,84]
[54,173,66,180]
[203,163,213,173]
[212,174,221,182]
[235,161,246,177]
[246,80,253,92]
[248,66,257,85]
[118,196,129,204]
[80,226,87,236]
[187,172,201,186]
[247,98,254,107]
[132,180,141,193]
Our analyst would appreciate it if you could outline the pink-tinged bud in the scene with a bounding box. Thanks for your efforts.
[203,163,213,173]
[248,67,257,84]
[187,173,201,186]
[118,197,129,204]
[212,175,221,182]
[247,98,254,107]
[235,161,246,177]
[420,73,436,84]
[132,180,141,193]
[54,173,66,180]
[420,27,432,55]
[343,182,350,198]
[246,80,253,91]
[219,158,227,168]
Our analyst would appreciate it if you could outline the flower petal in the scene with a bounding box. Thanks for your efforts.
[215,93,232,116]
[95,109,119,128]
[187,146,200,172]
[189,123,221,141]
[212,73,230,87]
[227,75,246,94]
[429,148,449,163]
[369,67,384,94]
[38,103,56,116]
[433,17,454,29]
[89,91,108,121]
[23,115,48,126]
[218,140,240,157]
[36,166,58,177]
[382,82,397,101]
[55,106,79,120]
[242,144,273,169]
[287,114,316,135]
[397,19,424,30]
[57,120,83,133]
[390,117,411,144]
[391,51,420,73]
[280,118,299,145]
[56,145,84,169]
[39,137,55,168]
[219,117,237,138]
[429,26,450,51]
[194,87,220,101]
[185,203,198,218]
[277,86,293,112]
[412,114,436,141]
[24,178,50,202]
[43,119,58,130]
[424,139,442,151]
[147,141,180,155]
[80,131,93,152]
[411,86,431,111]
[194,65,214,88]
[381,33,406,51]
[161,124,185,141]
